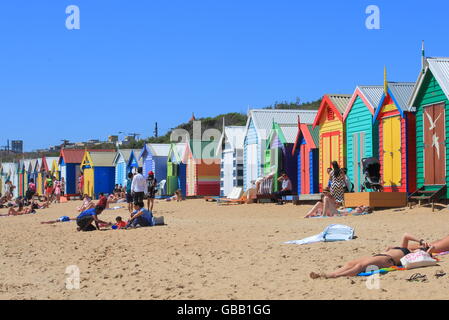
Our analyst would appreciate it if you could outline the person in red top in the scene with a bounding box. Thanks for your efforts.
[25,179,37,204]
[97,193,109,209]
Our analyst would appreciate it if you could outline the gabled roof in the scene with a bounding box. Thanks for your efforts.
[313,94,351,127]
[42,157,59,172]
[23,159,33,172]
[168,142,187,164]
[245,109,317,141]
[113,149,134,165]
[184,140,220,162]
[410,57,449,106]
[82,151,116,168]
[292,123,319,155]
[343,85,384,120]
[374,82,415,120]
[1,163,16,176]
[59,149,87,164]
[147,144,170,157]
[216,126,246,156]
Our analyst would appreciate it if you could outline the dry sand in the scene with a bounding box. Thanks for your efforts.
[1,199,449,300]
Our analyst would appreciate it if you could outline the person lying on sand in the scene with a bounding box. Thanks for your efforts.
[310,233,432,279]
[166,189,183,202]
[31,198,50,210]
[76,205,111,232]
[41,216,75,224]
[8,200,34,216]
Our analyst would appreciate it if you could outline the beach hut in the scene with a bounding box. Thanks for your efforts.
[217,126,245,197]
[22,159,33,195]
[373,80,416,193]
[183,140,221,197]
[127,149,143,174]
[409,57,449,197]
[166,143,187,196]
[313,94,352,191]
[34,159,44,196]
[265,120,315,193]
[51,159,60,180]
[17,160,25,197]
[343,86,384,191]
[113,149,135,188]
[80,151,117,199]
[292,118,320,195]
[243,109,317,191]
[0,163,13,196]
[139,144,170,184]
[59,149,85,196]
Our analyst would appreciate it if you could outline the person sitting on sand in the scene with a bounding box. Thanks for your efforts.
[304,188,339,218]
[114,216,127,229]
[126,201,154,228]
[30,198,50,210]
[77,194,94,212]
[41,216,75,224]
[76,205,110,232]
[97,193,109,209]
[310,233,432,279]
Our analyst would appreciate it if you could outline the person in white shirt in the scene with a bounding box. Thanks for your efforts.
[131,168,146,204]
[275,172,293,204]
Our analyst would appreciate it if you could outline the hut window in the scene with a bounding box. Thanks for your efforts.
[327,108,335,120]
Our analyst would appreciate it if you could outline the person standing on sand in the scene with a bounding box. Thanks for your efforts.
[78,172,84,195]
[126,172,134,213]
[146,171,157,211]
[131,167,146,204]
[60,178,66,197]
[54,179,61,203]
[44,175,54,205]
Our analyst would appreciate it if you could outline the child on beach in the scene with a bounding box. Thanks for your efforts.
[53,180,62,203]
[114,216,127,229]
[166,189,182,202]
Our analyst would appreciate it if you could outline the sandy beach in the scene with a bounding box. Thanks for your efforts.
[1,199,449,300]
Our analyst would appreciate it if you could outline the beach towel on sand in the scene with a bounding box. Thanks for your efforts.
[284,224,354,245]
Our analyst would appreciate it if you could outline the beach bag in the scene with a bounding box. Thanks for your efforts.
[400,251,437,270]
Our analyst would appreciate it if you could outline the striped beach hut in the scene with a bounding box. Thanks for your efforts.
[139,144,170,183]
[343,85,384,191]
[113,149,135,188]
[51,159,60,180]
[0,163,15,197]
[183,140,221,196]
[166,143,187,196]
[243,109,317,191]
[292,118,320,195]
[23,159,33,194]
[217,126,245,197]
[373,79,416,193]
[80,151,117,199]
[35,158,44,196]
[313,94,352,191]
[409,57,449,197]
[17,159,25,197]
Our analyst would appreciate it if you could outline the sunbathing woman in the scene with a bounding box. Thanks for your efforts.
[310,233,431,279]
[304,188,339,218]
[8,201,33,216]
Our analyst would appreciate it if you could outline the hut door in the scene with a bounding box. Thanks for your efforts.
[424,103,446,185]
[299,143,309,194]
[352,132,365,192]
[382,116,402,187]
[322,132,340,190]
[246,144,258,189]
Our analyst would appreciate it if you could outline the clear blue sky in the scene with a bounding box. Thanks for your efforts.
[1,0,448,151]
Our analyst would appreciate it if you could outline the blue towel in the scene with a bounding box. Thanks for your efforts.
[284,224,354,245]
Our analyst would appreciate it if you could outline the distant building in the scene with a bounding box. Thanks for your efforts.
[11,140,23,153]
[108,135,119,143]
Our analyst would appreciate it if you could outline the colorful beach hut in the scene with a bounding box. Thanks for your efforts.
[217,126,245,197]
[373,80,416,193]
[343,85,384,191]
[17,160,25,197]
[113,149,135,188]
[127,149,142,174]
[265,120,315,193]
[59,149,85,196]
[35,159,43,196]
[292,118,320,195]
[243,109,317,191]
[313,94,351,191]
[409,57,449,197]
[139,144,170,184]
[23,159,33,194]
[80,151,117,199]
[183,140,221,197]
[166,143,187,196]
